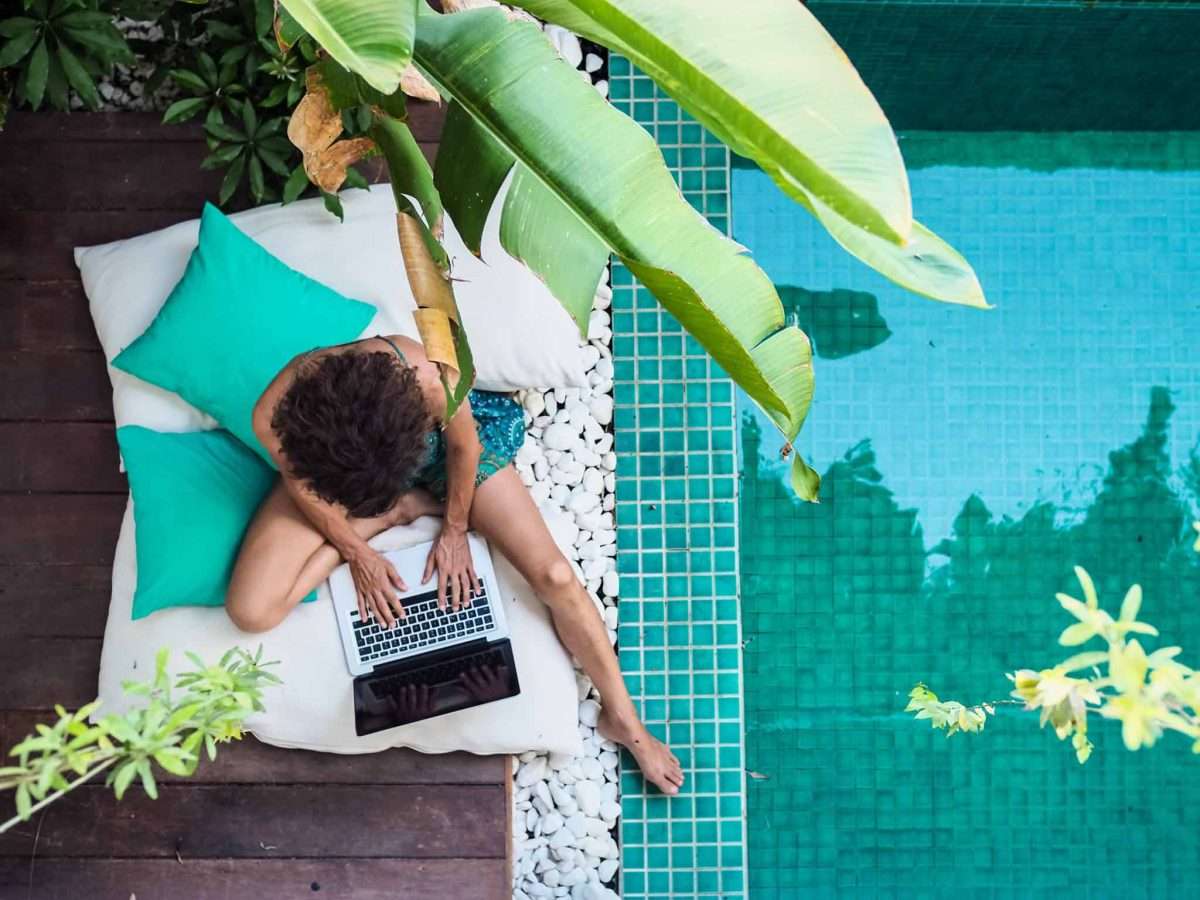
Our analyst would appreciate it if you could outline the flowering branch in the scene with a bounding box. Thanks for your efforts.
[907,531,1200,764]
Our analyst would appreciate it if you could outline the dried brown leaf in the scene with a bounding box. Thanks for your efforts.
[399,64,441,103]
[304,136,376,194]
[287,89,342,159]
[397,211,462,384]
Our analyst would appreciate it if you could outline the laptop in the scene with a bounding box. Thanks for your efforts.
[328,533,520,736]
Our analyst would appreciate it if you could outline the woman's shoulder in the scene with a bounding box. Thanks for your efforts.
[378,335,445,420]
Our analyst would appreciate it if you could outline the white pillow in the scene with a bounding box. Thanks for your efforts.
[97,500,583,756]
[74,187,589,435]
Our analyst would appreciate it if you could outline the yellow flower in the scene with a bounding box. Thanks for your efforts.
[1100,693,1164,751]
[1009,667,1099,741]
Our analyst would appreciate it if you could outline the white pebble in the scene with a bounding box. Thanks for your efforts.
[575,779,602,817]
[518,757,547,787]
[523,391,546,417]
[600,799,621,822]
[580,757,604,781]
[584,816,609,838]
[541,811,564,834]
[598,859,618,883]
[588,396,613,426]
[582,468,605,494]
[565,812,587,838]
[542,422,577,451]
[578,699,601,727]
[602,569,619,597]
[567,489,599,515]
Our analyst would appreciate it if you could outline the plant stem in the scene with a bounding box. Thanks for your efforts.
[0,757,118,835]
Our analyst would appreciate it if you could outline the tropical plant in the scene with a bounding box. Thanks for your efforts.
[0,646,280,833]
[906,555,1200,764]
[274,0,988,497]
[0,0,134,116]
[159,0,324,206]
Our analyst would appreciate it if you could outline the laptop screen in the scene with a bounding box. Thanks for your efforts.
[353,640,520,735]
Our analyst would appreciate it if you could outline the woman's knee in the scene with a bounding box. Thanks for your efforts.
[528,555,580,598]
[225,589,288,634]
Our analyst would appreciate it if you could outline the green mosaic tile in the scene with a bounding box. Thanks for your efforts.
[612,56,747,900]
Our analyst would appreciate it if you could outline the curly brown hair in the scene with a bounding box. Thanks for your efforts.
[271,350,432,518]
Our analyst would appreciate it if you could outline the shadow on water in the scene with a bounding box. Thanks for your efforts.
[739,386,1200,897]
[776,285,891,360]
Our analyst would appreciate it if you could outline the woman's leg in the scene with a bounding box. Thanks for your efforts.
[469,466,684,795]
[226,481,441,633]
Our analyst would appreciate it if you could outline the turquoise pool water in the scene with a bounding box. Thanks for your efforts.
[733,136,1200,897]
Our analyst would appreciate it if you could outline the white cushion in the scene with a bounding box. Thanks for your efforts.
[74,187,589,435]
[98,500,583,756]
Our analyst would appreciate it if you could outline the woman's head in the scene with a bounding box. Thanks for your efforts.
[271,350,431,518]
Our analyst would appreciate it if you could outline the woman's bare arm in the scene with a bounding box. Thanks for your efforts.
[421,398,483,611]
[404,342,485,612]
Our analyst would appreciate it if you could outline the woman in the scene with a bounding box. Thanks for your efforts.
[226,334,683,795]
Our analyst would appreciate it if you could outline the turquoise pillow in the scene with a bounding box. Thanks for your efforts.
[113,203,377,463]
[118,426,316,619]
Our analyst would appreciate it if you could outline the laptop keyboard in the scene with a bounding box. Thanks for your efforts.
[352,586,495,665]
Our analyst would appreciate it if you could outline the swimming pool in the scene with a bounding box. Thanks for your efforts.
[611,5,1200,898]
[734,133,1200,898]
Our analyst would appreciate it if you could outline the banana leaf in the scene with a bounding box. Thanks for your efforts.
[507,0,911,246]
[508,0,986,307]
[278,0,417,95]
[415,7,820,495]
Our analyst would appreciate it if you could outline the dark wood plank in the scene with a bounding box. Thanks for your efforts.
[0,281,99,352]
[0,638,101,709]
[0,784,507,859]
[0,495,124,566]
[0,352,113,421]
[0,211,200,281]
[1,141,220,212]
[0,423,124,492]
[2,713,507,786]
[1,111,206,142]
[0,857,508,900]
[0,565,112,637]
[2,105,445,144]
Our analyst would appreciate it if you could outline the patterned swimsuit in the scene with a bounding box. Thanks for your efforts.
[379,336,524,501]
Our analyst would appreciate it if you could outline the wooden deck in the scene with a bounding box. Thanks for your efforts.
[0,110,513,900]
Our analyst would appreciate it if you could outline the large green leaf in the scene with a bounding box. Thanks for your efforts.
[277,0,417,95]
[800,190,988,309]
[508,0,911,246]
[510,0,986,308]
[414,7,818,494]
[434,101,514,256]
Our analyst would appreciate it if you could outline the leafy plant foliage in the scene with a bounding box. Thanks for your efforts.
[0,0,134,117]
[0,646,280,833]
[159,0,319,205]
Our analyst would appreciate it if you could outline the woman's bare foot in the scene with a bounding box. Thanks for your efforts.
[388,488,443,526]
[598,708,685,795]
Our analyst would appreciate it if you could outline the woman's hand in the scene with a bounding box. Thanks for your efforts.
[348,546,407,628]
[423,526,481,612]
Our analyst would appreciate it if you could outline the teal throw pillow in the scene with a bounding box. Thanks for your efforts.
[113,203,377,463]
[118,426,315,619]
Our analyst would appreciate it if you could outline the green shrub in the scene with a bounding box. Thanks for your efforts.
[0,0,134,116]
[0,645,280,833]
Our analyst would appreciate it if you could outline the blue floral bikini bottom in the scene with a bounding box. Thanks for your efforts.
[378,336,524,501]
